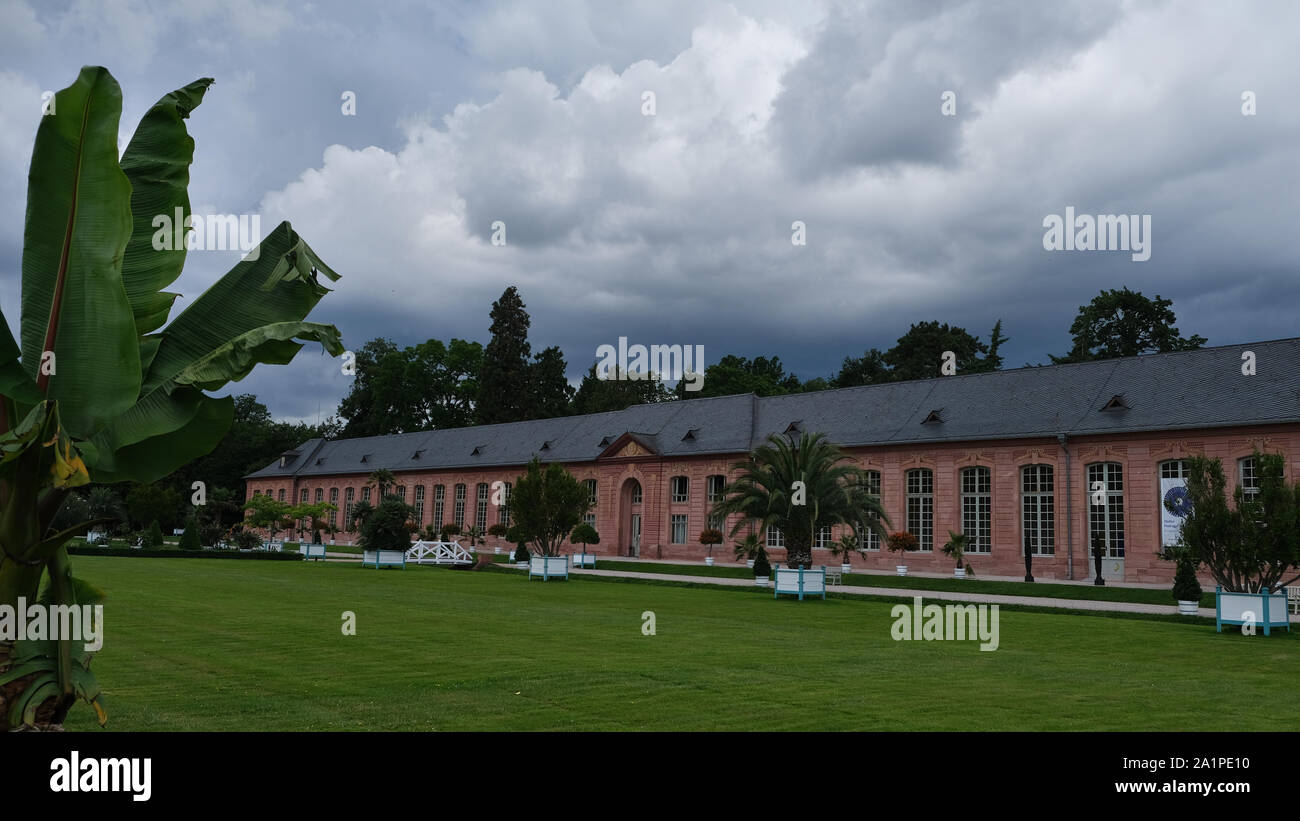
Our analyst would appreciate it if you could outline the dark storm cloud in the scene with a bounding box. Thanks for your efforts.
[2,0,1297,424]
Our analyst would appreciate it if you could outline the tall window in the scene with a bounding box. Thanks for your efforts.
[433,485,445,530]
[1239,457,1259,499]
[396,485,406,501]
[631,481,643,504]
[344,487,355,529]
[476,483,489,531]
[706,475,725,502]
[301,488,309,504]
[766,525,784,549]
[906,469,934,551]
[329,488,339,529]
[314,488,323,504]
[961,466,992,554]
[454,484,466,527]
[584,512,597,530]
[815,526,833,549]
[862,470,882,550]
[1087,462,1125,558]
[361,486,371,504]
[671,514,687,543]
[584,479,598,506]
[671,476,689,503]
[498,482,512,526]
[413,485,425,525]
[278,488,285,501]
[707,513,723,532]
[1021,465,1054,557]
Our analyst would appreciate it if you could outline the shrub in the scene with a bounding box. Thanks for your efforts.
[439,523,461,540]
[178,521,201,551]
[752,550,772,578]
[145,520,165,548]
[1172,559,1203,602]
[514,542,531,562]
[487,523,509,539]
[360,496,416,552]
[231,529,262,550]
[886,531,918,554]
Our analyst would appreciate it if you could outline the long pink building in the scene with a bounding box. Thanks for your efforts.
[245,338,1300,583]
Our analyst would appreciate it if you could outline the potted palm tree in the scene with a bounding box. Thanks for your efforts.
[709,432,890,569]
[487,522,509,553]
[699,528,723,566]
[830,532,859,574]
[942,530,969,578]
[734,533,761,568]
[886,531,918,576]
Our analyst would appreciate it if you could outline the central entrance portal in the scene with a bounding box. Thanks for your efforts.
[619,478,643,557]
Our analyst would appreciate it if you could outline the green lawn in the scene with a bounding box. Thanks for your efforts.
[61,556,1294,732]
[590,559,1216,607]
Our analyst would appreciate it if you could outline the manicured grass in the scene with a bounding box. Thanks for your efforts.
[58,556,1293,732]
[589,559,1214,607]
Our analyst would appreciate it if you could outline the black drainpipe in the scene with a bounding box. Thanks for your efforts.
[1058,433,1074,580]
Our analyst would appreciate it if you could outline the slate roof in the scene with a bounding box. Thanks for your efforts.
[246,337,1300,479]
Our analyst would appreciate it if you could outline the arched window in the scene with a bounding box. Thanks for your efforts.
[1087,462,1124,558]
[857,470,882,550]
[961,466,992,554]
[906,468,934,551]
[476,483,489,531]
[344,487,355,528]
[329,488,339,529]
[584,479,598,506]
[1021,465,1054,557]
[498,482,512,526]
[631,480,643,504]
[453,484,466,527]
[413,485,425,525]
[433,485,445,530]
[1238,456,1259,500]
[706,475,726,502]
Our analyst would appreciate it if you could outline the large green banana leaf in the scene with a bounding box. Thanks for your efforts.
[119,78,214,336]
[19,66,139,440]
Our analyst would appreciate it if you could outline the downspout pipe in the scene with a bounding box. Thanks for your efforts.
[1058,433,1074,580]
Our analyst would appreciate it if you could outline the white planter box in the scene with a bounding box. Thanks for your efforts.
[1177,600,1199,616]
[772,565,827,601]
[705,556,714,566]
[529,555,570,581]
[755,575,768,586]
[896,565,908,576]
[841,563,852,574]
[362,548,406,569]
[954,567,966,579]
[571,552,596,568]
[1216,587,1290,634]
[746,559,755,569]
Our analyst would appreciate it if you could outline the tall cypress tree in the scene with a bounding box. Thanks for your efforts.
[529,345,574,419]
[477,286,533,424]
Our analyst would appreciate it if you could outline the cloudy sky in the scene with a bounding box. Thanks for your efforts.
[2,0,1297,425]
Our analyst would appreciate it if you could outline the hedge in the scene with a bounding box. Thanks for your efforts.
[68,547,303,561]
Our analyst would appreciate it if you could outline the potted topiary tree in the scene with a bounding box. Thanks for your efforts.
[1172,556,1203,616]
[699,528,723,566]
[830,532,860,574]
[752,544,772,586]
[570,522,600,567]
[178,517,201,551]
[942,530,969,579]
[886,531,918,576]
[507,524,530,567]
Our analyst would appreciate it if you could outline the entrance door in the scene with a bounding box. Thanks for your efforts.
[630,514,641,558]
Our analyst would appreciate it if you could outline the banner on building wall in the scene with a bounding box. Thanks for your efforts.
[1160,477,1191,547]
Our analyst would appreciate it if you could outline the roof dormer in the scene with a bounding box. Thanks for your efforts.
[1101,394,1129,411]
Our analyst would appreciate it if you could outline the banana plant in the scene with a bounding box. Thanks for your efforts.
[0,66,344,730]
